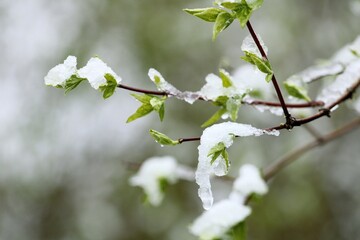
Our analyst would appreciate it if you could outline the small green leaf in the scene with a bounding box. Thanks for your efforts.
[201,108,227,128]
[159,178,169,193]
[221,2,242,11]
[265,73,273,83]
[247,52,272,74]
[208,142,226,164]
[221,148,230,170]
[158,103,165,122]
[130,93,153,104]
[214,96,229,107]
[247,0,264,10]
[64,75,86,94]
[150,97,164,112]
[149,129,179,146]
[154,75,161,85]
[99,73,118,99]
[226,96,242,121]
[126,103,153,123]
[213,12,234,40]
[351,49,360,58]
[284,82,311,102]
[183,8,223,22]
[241,52,273,80]
[229,221,247,240]
[219,69,233,88]
[150,97,166,121]
[234,1,252,28]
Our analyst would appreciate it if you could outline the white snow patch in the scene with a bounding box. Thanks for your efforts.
[241,35,268,58]
[199,71,247,101]
[229,164,268,204]
[288,63,344,83]
[233,64,273,99]
[331,36,360,65]
[189,199,251,240]
[196,122,279,209]
[44,56,77,87]
[129,156,193,206]
[317,59,360,108]
[148,68,202,104]
[78,57,121,90]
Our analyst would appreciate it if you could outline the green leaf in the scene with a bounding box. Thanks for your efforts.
[159,178,169,193]
[226,96,242,121]
[150,97,166,121]
[126,103,153,123]
[284,82,311,102]
[265,73,273,83]
[221,2,243,11]
[149,129,179,146]
[221,147,230,170]
[130,93,153,104]
[241,52,273,83]
[214,96,229,107]
[351,49,360,58]
[219,69,233,88]
[150,97,165,112]
[234,1,252,28]
[247,0,264,10]
[158,104,165,122]
[229,222,247,240]
[208,142,226,164]
[64,75,86,94]
[243,52,273,75]
[99,73,118,99]
[213,12,234,40]
[201,108,227,128]
[183,8,223,22]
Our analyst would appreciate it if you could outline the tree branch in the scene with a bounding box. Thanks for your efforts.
[246,21,292,125]
[118,83,323,108]
[266,78,360,131]
[263,117,360,181]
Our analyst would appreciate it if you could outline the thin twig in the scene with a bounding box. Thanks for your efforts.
[263,117,360,181]
[118,83,167,96]
[266,78,360,131]
[118,83,323,108]
[178,137,201,144]
[246,21,292,124]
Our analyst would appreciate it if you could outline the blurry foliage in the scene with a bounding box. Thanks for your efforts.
[0,0,359,239]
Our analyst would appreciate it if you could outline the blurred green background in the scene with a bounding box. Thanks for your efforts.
[0,0,359,239]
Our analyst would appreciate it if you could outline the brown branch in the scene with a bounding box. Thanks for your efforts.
[178,137,201,144]
[248,100,324,108]
[263,117,360,181]
[118,83,167,96]
[246,21,292,124]
[266,78,360,131]
[118,83,323,108]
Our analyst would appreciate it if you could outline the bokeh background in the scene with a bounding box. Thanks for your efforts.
[0,0,359,239]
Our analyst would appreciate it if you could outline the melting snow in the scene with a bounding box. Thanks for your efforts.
[196,122,279,209]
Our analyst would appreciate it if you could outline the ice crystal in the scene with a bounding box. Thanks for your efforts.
[241,35,268,58]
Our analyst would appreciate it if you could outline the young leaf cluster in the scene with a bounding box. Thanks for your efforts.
[184,0,264,40]
[207,141,230,171]
[127,94,167,123]
[202,69,245,127]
